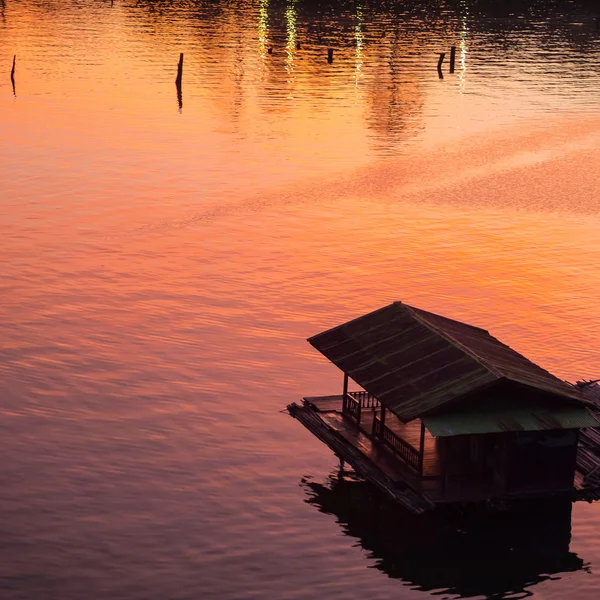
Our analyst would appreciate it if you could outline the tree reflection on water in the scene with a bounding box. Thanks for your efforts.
[303,473,587,598]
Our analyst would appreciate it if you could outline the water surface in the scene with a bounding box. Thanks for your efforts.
[1,1,600,598]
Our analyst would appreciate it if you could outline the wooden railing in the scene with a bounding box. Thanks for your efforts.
[372,413,383,439]
[347,391,380,409]
[373,415,420,473]
[345,394,361,423]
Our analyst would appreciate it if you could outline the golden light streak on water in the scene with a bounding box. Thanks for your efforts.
[285,1,297,82]
[457,10,469,94]
[258,0,269,64]
[354,4,364,90]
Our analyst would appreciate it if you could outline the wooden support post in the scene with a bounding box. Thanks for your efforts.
[342,372,348,413]
[327,48,333,63]
[296,42,301,50]
[441,437,448,498]
[268,47,273,54]
[449,45,456,73]
[379,404,386,439]
[437,52,445,79]
[418,420,426,475]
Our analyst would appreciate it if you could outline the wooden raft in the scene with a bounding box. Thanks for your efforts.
[575,382,600,501]
[288,401,433,514]
[292,382,600,508]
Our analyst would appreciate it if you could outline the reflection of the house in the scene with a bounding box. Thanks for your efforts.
[304,474,586,598]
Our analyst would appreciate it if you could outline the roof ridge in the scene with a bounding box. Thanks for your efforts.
[405,305,503,379]
[404,304,490,334]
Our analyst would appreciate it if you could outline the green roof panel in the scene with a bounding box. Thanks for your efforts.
[423,405,600,437]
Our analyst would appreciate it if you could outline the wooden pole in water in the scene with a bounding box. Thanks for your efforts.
[175,53,183,87]
[176,83,182,111]
[175,53,183,111]
[437,52,445,79]
[327,48,333,63]
[449,45,456,73]
[10,54,15,96]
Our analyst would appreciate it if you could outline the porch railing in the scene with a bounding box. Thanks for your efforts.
[373,415,420,473]
[345,393,361,423]
[347,391,380,409]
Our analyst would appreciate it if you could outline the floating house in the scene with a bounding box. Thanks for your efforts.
[288,301,600,514]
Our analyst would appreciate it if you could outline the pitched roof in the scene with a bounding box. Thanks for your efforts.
[308,301,585,422]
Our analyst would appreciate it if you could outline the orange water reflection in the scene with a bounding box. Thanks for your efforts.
[1,1,600,599]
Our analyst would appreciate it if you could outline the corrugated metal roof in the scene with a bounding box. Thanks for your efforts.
[423,405,600,437]
[407,305,583,405]
[308,301,585,423]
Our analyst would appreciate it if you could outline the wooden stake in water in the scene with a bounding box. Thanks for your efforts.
[175,53,183,111]
[437,52,445,79]
[449,46,456,73]
[327,48,333,63]
[10,54,15,95]
[175,53,183,87]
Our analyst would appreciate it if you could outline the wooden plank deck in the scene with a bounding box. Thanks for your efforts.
[320,412,417,484]
[288,402,434,514]
[294,399,508,505]
[304,394,441,477]
[304,395,343,413]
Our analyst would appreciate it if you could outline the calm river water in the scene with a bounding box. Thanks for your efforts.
[1,0,600,598]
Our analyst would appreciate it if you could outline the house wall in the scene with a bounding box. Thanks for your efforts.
[440,429,578,500]
[442,433,509,499]
[506,429,579,493]
[432,381,584,499]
